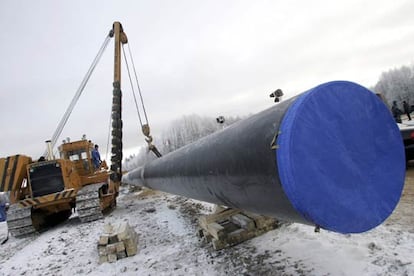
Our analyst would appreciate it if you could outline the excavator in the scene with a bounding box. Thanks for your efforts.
[0,22,159,237]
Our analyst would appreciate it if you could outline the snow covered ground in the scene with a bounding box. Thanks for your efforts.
[1,168,414,276]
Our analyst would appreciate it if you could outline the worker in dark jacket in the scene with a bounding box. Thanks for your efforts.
[0,192,8,244]
[0,194,7,223]
[392,101,402,123]
[91,144,102,169]
[403,101,411,121]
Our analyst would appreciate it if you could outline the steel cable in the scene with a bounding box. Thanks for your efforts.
[121,44,144,127]
[44,35,111,157]
[127,43,149,125]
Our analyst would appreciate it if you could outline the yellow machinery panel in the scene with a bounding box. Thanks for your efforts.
[0,155,32,202]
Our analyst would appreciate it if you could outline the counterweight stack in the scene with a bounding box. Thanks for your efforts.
[110,21,128,182]
[111,80,122,182]
[123,81,406,234]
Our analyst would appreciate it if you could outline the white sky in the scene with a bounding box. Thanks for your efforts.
[1,0,413,159]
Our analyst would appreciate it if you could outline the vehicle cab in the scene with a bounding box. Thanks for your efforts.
[58,139,95,176]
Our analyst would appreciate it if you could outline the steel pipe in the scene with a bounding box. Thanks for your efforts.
[123,81,405,233]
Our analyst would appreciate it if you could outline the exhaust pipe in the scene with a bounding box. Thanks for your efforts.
[45,140,55,161]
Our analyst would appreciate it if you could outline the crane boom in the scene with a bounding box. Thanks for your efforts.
[44,35,111,157]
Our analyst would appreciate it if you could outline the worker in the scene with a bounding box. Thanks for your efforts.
[0,192,8,244]
[92,144,102,169]
[391,101,402,123]
[0,193,7,222]
[403,101,412,121]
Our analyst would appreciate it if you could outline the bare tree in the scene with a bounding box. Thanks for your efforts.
[373,64,414,108]
[123,114,243,170]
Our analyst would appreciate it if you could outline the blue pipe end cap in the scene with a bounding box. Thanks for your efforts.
[277,81,405,233]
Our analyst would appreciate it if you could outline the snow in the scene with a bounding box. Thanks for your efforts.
[398,122,414,130]
[1,170,414,276]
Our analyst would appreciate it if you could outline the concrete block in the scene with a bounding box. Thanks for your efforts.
[99,255,108,264]
[116,251,127,259]
[124,237,138,256]
[106,243,117,254]
[97,245,107,256]
[116,222,132,241]
[107,253,117,263]
[104,224,114,234]
[115,241,125,253]
[98,235,109,246]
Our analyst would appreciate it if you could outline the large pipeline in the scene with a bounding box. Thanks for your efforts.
[123,81,405,234]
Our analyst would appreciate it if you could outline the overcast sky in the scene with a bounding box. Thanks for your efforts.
[1,0,413,160]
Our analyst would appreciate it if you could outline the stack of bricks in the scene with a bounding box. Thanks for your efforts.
[98,222,139,263]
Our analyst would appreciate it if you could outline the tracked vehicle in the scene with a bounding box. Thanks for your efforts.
[0,139,118,236]
[0,22,134,237]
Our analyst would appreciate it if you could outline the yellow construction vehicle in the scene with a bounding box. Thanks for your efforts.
[0,139,118,236]
[0,22,146,237]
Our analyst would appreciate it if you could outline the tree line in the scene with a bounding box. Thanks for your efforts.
[124,63,414,170]
[371,64,414,108]
[123,114,243,171]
